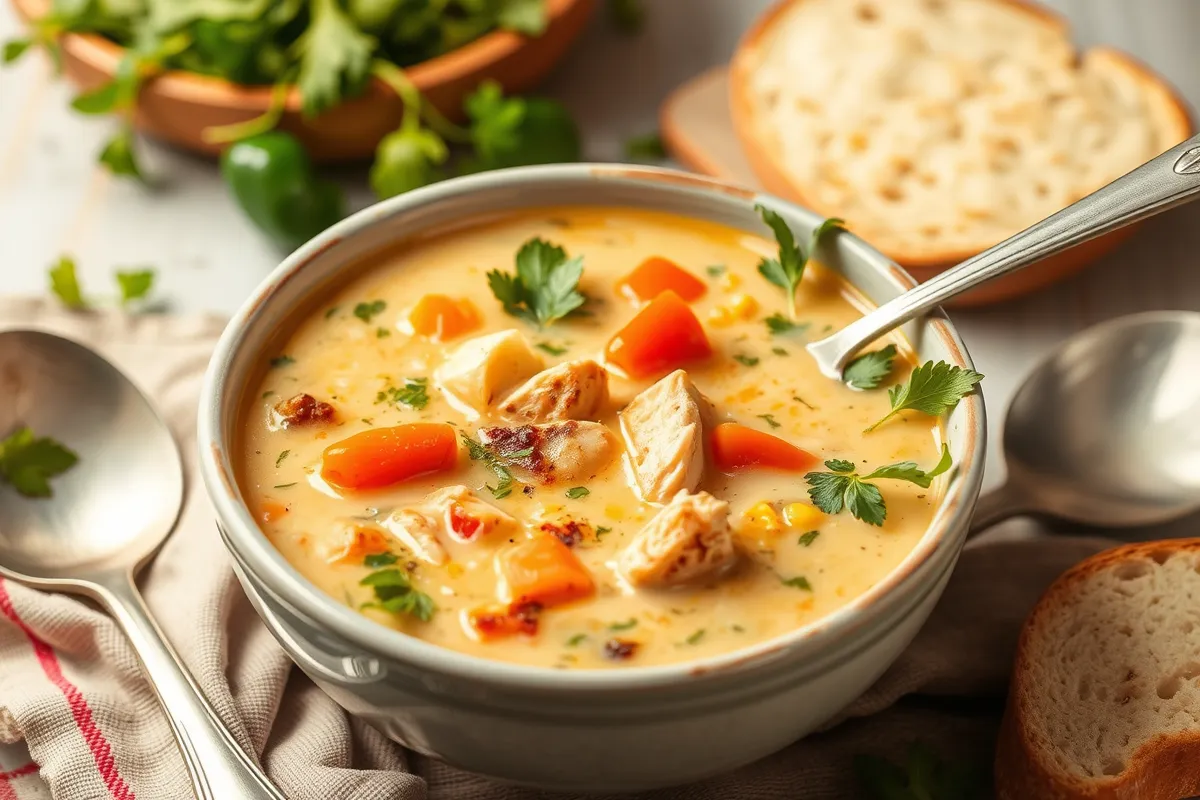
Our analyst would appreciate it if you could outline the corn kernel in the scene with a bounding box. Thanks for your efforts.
[719,272,741,291]
[743,501,783,534]
[730,294,759,319]
[446,563,465,579]
[783,502,824,529]
[605,504,626,520]
[707,306,735,327]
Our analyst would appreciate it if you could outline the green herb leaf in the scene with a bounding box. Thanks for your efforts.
[488,237,586,329]
[566,633,588,646]
[376,327,391,338]
[273,482,297,489]
[377,377,429,410]
[764,313,808,336]
[867,361,984,432]
[353,300,387,323]
[772,347,788,356]
[782,575,812,591]
[462,432,518,499]
[685,628,705,645]
[798,530,820,547]
[364,552,399,568]
[535,342,567,356]
[705,264,726,278]
[464,80,580,171]
[71,83,121,115]
[275,450,290,467]
[624,131,666,161]
[48,256,86,309]
[115,269,154,305]
[360,567,435,621]
[270,355,295,368]
[843,344,898,391]
[854,742,989,800]
[496,0,548,35]
[565,486,589,499]
[294,0,375,118]
[733,354,759,367]
[607,0,644,33]
[2,38,32,64]
[0,427,78,498]
[755,204,843,319]
[609,618,638,631]
[757,413,781,429]
[370,126,448,199]
[595,526,612,538]
[98,127,142,179]
[324,306,340,319]
[805,445,953,526]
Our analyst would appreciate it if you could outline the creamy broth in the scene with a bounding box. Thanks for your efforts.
[238,207,944,669]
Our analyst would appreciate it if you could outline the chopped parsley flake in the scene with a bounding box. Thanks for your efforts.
[685,629,706,645]
[273,482,297,489]
[705,264,726,278]
[566,633,588,647]
[565,486,590,499]
[798,530,820,547]
[535,342,568,356]
[353,300,387,323]
[757,413,781,429]
[364,552,398,568]
[275,450,290,467]
[609,618,638,631]
[782,575,812,591]
[269,355,295,368]
[733,354,759,367]
[377,377,429,410]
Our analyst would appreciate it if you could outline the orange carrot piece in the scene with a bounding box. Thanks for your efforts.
[260,500,289,523]
[407,294,481,341]
[711,423,818,473]
[616,257,707,304]
[498,535,595,608]
[321,423,458,491]
[605,290,712,378]
[327,525,392,564]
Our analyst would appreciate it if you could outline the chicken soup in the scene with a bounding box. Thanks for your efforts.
[238,207,965,669]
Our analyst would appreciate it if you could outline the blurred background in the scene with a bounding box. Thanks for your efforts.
[3,0,1200,493]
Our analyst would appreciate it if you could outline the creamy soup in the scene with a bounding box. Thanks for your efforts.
[238,207,946,669]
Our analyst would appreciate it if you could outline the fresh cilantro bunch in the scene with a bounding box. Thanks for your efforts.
[0,427,79,498]
[488,237,587,329]
[805,444,952,526]
[755,204,844,320]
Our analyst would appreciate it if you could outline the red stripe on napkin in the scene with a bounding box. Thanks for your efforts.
[0,580,136,800]
[0,763,36,800]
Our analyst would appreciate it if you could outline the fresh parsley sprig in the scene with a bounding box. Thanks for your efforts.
[843,344,897,391]
[866,361,984,432]
[377,377,429,410]
[461,433,531,499]
[0,427,78,498]
[804,444,952,526]
[755,204,844,320]
[488,238,586,329]
[360,566,435,622]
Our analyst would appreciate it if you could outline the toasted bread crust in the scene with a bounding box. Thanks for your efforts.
[996,539,1200,800]
[729,0,1195,288]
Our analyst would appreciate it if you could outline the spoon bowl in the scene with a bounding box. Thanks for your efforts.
[970,311,1200,535]
[0,330,183,580]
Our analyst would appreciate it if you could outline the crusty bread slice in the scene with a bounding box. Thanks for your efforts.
[996,540,1200,800]
[729,0,1194,271]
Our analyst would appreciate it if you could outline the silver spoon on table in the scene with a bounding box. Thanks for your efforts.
[808,133,1200,378]
[967,311,1200,537]
[0,330,286,800]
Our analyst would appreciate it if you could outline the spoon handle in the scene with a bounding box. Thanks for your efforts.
[807,134,1200,377]
[96,574,287,800]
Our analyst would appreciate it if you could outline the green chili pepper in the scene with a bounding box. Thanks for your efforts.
[220,131,346,251]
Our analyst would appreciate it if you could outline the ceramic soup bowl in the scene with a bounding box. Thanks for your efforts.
[197,164,986,792]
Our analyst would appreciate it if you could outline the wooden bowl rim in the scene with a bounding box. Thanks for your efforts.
[10,0,586,108]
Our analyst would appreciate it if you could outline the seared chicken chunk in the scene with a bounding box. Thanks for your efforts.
[619,370,713,503]
[499,359,609,422]
[435,330,543,416]
[272,393,336,428]
[620,490,736,587]
[478,421,617,485]
[381,485,516,565]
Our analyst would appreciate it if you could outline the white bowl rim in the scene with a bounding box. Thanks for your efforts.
[197,163,986,693]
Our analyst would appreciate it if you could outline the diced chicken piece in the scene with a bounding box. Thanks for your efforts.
[478,421,617,485]
[381,485,517,565]
[324,523,392,564]
[620,490,737,587]
[272,393,336,428]
[498,359,609,422]
[434,330,543,416]
[619,370,713,503]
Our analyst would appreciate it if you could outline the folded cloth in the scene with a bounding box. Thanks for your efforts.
[0,298,1116,799]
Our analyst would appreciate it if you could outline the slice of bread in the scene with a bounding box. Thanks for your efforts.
[996,540,1200,800]
[730,0,1193,270]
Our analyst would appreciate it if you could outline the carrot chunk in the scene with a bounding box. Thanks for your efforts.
[407,294,481,341]
[498,535,595,608]
[605,291,712,378]
[711,423,818,473]
[616,257,707,304]
[321,423,458,491]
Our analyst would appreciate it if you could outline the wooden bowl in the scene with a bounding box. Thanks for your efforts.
[723,0,1195,307]
[11,0,596,162]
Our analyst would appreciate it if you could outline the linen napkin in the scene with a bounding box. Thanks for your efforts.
[0,297,1118,800]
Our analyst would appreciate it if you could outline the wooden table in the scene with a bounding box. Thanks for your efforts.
[2,0,1199,791]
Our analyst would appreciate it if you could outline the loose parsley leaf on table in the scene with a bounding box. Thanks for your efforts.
[488,238,586,329]
[115,269,155,305]
[805,444,953,526]
[360,567,435,622]
[755,204,844,320]
[0,427,78,498]
[48,256,86,309]
[866,361,984,432]
[843,344,897,390]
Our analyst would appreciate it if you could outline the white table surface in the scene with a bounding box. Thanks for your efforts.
[2,0,1200,790]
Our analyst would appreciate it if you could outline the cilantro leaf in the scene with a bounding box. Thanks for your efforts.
[3,38,32,64]
[363,552,398,568]
[843,344,897,390]
[354,300,387,323]
[377,377,429,410]
[294,0,375,118]
[0,427,79,498]
[370,126,448,199]
[733,354,759,367]
[624,131,666,161]
[565,486,589,499]
[48,256,86,309]
[797,530,820,547]
[805,445,952,526]
[866,361,984,432]
[115,269,154,305]
[755,204,843,319]
[781,575,811,591]
[488,237,586,328]
[464,80,580,171]
[360,567,434,621]
[764,313,808,336]
[98,126,142,179]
